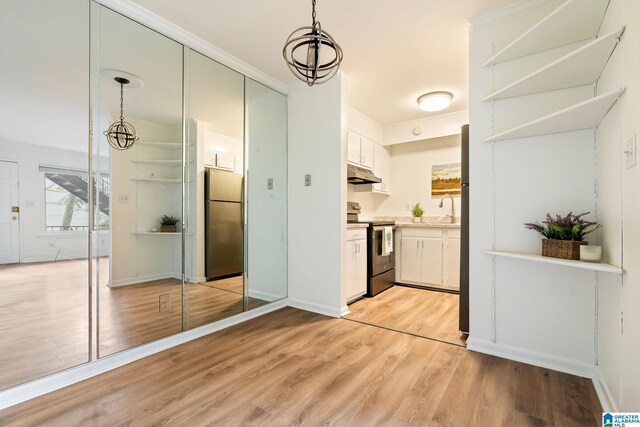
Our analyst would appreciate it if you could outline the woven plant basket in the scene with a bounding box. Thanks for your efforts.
[161,225,177,233]
[541,239,587,260]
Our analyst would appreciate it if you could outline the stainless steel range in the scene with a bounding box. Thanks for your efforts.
[347,202,396,296]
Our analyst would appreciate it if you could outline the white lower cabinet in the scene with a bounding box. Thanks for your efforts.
[400,228,460,290]
[346,229,368,303]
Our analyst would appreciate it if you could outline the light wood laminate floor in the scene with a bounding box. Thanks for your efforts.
[0,307,602,426]
[0,259,266,390]
[346,285,467,346]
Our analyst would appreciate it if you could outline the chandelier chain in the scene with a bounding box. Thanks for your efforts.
[119,83,124,123]
[312,0,316,26]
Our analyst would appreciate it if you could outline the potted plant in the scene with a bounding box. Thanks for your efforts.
[524,212,600,260]
[159,215,179,233]
[411,203,424,223]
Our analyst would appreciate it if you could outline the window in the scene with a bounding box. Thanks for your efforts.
[41,166,110,231]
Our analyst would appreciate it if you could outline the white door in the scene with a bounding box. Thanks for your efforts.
[446,238,461,289]
[401,237,422,282]
[0,161,19,264]
[421,238,443,286]
[360,137,374,170]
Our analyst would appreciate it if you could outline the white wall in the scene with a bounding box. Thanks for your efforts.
[288,75,345,317]
[468,2,601,379]
[0,141,109,263]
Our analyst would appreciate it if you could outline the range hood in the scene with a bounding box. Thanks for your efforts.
[347,164,382,185]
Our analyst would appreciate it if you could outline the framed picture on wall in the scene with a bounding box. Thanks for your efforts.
[431,162,461,196]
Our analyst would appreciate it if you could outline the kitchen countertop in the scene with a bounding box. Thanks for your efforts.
[395,222,461,228]
[347,223,369,229]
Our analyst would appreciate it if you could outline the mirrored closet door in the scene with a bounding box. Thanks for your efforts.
[0,0,91,389]
[92,3,185,358]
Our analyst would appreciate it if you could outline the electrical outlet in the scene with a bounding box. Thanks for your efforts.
[119,194,130,204]
[159,294,171,312]
[267,178,273,190]
[305,174,311,186]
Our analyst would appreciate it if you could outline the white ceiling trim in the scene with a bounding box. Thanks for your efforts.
[469,0,564,31]
[382,110,469,146]
[96,0,290,94]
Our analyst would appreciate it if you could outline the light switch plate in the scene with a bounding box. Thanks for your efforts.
[119,194,130,203]
[625,134,637,169]
[305,174,311,186]
[267,178,273,190]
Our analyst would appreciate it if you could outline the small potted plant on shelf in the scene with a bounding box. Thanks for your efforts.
[524,212,601,260]
[159,215,179,233]
[411,203,424,223]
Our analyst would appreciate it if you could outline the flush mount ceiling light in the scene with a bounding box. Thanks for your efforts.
[417,91,453,112]
[283,0,344,86]
[103,75,140,150]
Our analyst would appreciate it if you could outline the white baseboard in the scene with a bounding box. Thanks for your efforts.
[466,336,596,379]
[110,273,181,287]
[287,298,343,318]
[0,299,287,411]
[593,367,619,412]
[340,305,350,317]
[19,255,87,263]
[247,289,285,302]
[186,275,207,284]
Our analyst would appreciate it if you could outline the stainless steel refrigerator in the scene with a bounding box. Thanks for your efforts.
[205,168,244,280]
[459,124,470,333]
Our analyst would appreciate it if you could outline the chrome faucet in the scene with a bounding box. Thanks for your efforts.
[438,193,455,223]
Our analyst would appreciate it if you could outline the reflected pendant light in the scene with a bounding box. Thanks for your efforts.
[104,77,139,150]
[283,0,343,86]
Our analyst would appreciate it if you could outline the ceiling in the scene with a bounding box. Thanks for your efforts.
[132,0,517,125]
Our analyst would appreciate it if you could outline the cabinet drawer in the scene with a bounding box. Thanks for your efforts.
[347,229,367,241]
[446,229,461,239]
[400,227,442,238]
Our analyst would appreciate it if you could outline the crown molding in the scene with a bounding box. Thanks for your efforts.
[96,0,289,95]
[469,0,565,32]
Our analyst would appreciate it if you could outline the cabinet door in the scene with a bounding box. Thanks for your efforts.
[354,239,368,297]
[372,143,387,193]
[346,240,357,300]
[360,137,374,170]
[420,238,443,286]
[347,130,361,165]
[381,146,390,193]
[401,237,422,283]
[446,238,460,289]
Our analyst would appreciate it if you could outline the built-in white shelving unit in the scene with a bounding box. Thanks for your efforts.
[483,250,622,274]
[483,27,624,101]
[483,0,610,66]
[483,88,622,142]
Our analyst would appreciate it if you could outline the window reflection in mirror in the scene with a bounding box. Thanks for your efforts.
[93,4,184,357]
[0,0,91,389]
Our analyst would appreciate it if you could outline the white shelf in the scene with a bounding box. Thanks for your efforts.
[483,250,622,274]
[130,178,182,183]
[131,160,190,166]
[483,88,622,142]
[136,142,182,150]
[131,231,181,235]
[483,27,623,101]
[483,0,610,67]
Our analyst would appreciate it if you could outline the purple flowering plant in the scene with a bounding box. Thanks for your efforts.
[524,212,600,241]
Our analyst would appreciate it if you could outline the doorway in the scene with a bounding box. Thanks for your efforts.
[0,160,19,264]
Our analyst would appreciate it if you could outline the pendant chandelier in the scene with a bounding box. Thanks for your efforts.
[104,77,139,150]
[283,0,343,86]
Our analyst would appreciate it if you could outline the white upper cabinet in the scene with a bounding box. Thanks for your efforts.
[372,143,391,194]
[347,129,374,170]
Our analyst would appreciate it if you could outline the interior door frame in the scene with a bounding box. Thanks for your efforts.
[0,158,21,264]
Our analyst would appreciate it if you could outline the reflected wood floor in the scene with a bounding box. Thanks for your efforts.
[0,259,266,390]
[0,307,602,426]
[346,285,467,346]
